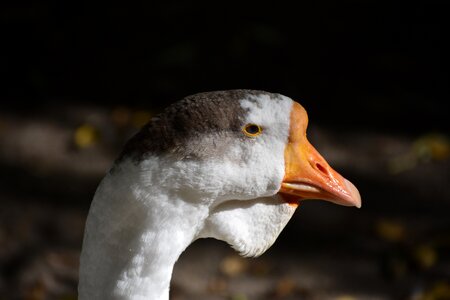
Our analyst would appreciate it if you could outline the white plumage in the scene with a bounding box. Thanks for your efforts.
[78,90,360,300]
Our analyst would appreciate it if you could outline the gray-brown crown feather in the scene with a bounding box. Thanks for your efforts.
[118,90,280,162]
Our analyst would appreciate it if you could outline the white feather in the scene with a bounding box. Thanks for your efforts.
[79,93,296,300]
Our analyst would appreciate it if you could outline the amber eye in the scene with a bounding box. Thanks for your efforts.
[242,123,263,137]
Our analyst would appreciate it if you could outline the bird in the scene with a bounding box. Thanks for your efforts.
[78,90,361,300]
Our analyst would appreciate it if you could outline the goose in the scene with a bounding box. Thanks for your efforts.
[78,90,361,300]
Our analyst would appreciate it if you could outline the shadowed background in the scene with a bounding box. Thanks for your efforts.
[1,1,449,299]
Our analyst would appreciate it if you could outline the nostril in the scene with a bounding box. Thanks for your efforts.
[315,163,328,175]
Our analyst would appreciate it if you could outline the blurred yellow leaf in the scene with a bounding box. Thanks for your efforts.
[388,133,449,174]
[375,219,406,242]
[219,255,248,277]
[420,281,450,300]
[231,293,248,300]
[74,124,100,148]
[335,296,357,300]
[413,244,437,269]
[131,110,152,128]
[413,134,450,161]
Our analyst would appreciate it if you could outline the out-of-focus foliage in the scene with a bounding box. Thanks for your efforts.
[220,255,249,278]
[413,245,437,269]
[131,110,153,129]
[376,219,406,242]
[388,133,449,174]
[417,282,450,300]
[0,2,448,299]
[230,293,249,300]
[73,124,100,148]
[274,277,297,298]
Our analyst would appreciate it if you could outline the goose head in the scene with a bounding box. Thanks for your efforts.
[79,90,360,299]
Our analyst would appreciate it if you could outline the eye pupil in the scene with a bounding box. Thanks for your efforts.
[243,123,262,137]
[247,125,259,134]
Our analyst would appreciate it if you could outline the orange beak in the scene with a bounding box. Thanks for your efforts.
[279,102,361,208]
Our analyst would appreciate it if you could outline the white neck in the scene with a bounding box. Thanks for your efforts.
[78,160,209,300]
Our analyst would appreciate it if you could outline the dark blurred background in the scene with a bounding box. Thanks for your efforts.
[1,1,449,300]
